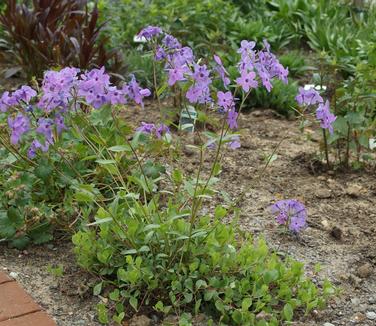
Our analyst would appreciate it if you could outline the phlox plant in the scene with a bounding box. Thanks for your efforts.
[295,86,337,168]
[0,26,334,324]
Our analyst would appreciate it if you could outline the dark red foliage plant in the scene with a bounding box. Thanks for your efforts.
[0,0,122,80]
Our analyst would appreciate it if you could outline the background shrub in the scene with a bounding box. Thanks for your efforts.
[0,0,122,79]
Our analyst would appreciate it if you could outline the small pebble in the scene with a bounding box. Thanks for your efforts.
[366,311,376,320]
[323,323,335,326]
[330,226,343,240]
[357,262,373,279]
[9,272,18,279]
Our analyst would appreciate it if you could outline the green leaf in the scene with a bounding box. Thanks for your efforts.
[242,297,252,311]
[93,282,102,296]
[283,303,293,321]
[108,145,132,152]
[95,159,117,165]
[129,296,138,311]
[97,303,109,324]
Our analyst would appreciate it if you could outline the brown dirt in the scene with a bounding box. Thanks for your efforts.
[1,103,376,325]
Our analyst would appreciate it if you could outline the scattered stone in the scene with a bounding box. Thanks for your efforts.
[366,311,376,320]
[323,323,335,326]
[315,189,332,199]
[349,274,362,287]
[321,219,331,231]
[183,145,195,157]
[330,226,343,240]
[9,271,18,279]
[256,311,271,320]
[351,312,365,322]
[356,262,373,279]
[129,315,152,326]
[351,297,361,306]
[346,184,363,197]
[369,297,376,304]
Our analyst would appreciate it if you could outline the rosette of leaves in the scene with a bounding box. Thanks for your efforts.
[0,0,122,79]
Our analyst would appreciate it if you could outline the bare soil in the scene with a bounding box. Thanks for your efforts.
[1,103,376,326]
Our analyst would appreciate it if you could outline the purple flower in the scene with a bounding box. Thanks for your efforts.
[168,66,187,86]
[54,115,66,134]
[138,26,163,40]
[236,71,258,92]
[0,91,12,112]
[236,40,288,93]
[237,40,256,59]
[213,55,230,87]
[228,135,241,149]
[8,114,30,145]
[316,100,336,134]
[169,47,195,67]
[295,87,323,106]
[155,124,170,139]
[186,84,211,104]
[136,122,170,139]
[217,91,235,111]
[39,67,79,112]
[163,34,181,50]
[258,70,272,92]
[78,67,111,109]
[137,122,155,134]
[28,140,49,159]
[124,75,151,107]
[270,199,307,233]
[13,86,37,103]
[227,109,238,129]
[36,118,54,144]
[192,64,211,85]
[155,46,167,61]
[107,87,126,105]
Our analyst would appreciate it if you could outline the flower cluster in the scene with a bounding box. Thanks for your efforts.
[236,40,288,93]
[0,67,151,158]
[136,122,170,139]
[138,25,289,150]
[270,199,307,233]
[295,87,336,134]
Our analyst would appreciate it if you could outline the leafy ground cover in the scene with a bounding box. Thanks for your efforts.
[0,1,375,325]
[1,105,375,325]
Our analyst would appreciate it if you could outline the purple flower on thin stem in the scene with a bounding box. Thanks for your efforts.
[163,34,181,50]
[270,199,307,233]
[227,109,238,129]
[237,40,256,59]
[137,122,155,134]
[138,26,163,40]
[36,118,54,144]
[168,66,187,86]
[136,122,170,139]
[316,100,336,134]
[124,75,151,108]
[155,124,170,139]
[217,91,235,111]
[13,85,37,103]
[228,135,241,149]
[54,115,66,134]
[185,63,212,104]
[213,55,230,87]
[155,46,167,61]
[0,92,12,112]
[236,70,258,92]
[295,87,323,106]
[107,86,127,105]
[8,114,30,145]
[28,140,49,159]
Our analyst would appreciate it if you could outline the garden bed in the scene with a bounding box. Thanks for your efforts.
[1,104,375,326]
